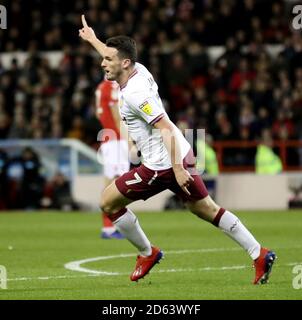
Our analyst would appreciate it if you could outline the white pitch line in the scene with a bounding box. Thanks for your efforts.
[9,247,243,282]
[64,253,135,275]
[7,274,101,282]
[6,246,302,282]
[64,247,242,275]
[63,245,302,276]
[7,262,302,282]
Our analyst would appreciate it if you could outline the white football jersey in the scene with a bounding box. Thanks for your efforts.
[119,62,190,170]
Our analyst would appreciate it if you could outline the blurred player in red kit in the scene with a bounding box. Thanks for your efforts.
[96,79,129,239]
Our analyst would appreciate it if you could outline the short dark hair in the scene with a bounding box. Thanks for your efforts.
[106,36,137,64]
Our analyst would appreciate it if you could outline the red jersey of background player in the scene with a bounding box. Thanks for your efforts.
[95,79,121,141]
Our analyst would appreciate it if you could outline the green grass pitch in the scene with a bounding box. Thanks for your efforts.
[0,210,301,300]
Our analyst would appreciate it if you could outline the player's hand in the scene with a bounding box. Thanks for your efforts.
[79,14,97,43]
[174,168,194,196]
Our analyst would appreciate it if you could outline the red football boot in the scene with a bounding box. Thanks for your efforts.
[130,246,163,281]
[253,247,276,284]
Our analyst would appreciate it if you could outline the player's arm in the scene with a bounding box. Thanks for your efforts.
[111,102,128,142]
[154,117,194,195]
[79,15,106,57]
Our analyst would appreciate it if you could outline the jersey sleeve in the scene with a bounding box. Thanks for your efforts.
[123,86,165,125]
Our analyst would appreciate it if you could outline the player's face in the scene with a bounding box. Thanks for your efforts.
[101,47,123,81]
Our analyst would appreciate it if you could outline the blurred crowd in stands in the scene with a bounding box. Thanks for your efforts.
[0,147,78,210]
[0,0,302,165]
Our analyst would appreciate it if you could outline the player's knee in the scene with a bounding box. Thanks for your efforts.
[99,195,114,214]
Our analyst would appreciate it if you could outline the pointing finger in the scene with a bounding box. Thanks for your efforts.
[189,175,194,181]
[82,14,88,27]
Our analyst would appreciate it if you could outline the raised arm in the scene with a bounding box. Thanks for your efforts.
[79,14,107,57]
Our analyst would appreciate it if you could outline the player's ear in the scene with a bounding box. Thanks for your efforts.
[122,58,131,69]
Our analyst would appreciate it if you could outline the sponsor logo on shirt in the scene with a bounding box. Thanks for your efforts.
[139,101,153,115]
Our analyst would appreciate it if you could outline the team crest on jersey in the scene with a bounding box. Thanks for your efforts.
[139,101,153,115]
